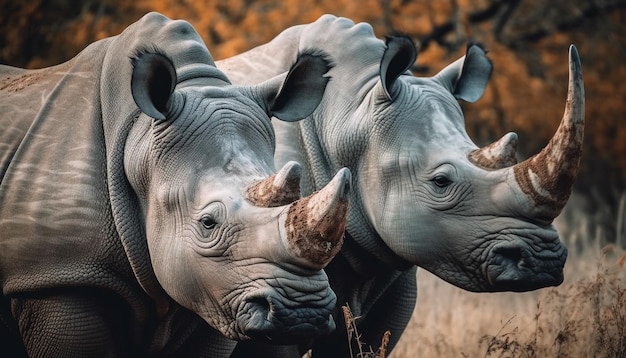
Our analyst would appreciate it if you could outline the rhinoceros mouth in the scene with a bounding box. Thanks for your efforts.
[483,238,567,292]
[234,288,336,342]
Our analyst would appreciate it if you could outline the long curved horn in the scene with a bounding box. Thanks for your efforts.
[511,45,585,220]
[245,161,302,207]
[284,168,351,269]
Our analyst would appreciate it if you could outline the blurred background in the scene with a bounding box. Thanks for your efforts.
[1,1,625,356]
[2,0,624,247]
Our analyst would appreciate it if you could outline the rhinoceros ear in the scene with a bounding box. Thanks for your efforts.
[380,36,417,100]
[131,50,177,121]
[434,44,493,103]
[265,52,333,122]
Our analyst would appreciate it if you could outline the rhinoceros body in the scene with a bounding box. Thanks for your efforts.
[217,15,584,357]
[0,12,354,357]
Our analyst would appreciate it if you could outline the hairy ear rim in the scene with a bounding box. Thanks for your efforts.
[453,43,493,103]
[380,36,417,100]
[270,51,334,122]
[131,49,177,120]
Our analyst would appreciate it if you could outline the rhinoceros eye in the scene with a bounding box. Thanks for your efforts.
[432,174,452,188]
[200,216,217,230]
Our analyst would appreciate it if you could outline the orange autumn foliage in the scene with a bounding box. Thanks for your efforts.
[1,0,625,206]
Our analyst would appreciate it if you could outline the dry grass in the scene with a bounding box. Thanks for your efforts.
[387,247,625,358]
[330,192,626,358]
[316,243,625,358]
[341,304,391,358]
[388,192,626,358]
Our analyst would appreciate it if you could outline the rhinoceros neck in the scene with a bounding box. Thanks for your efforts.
[217,18,409,269]
[290,110,413,273]
[98,13,242,311]
[326,232,411,318]
[343,180,414,271]
[0,38,160,329]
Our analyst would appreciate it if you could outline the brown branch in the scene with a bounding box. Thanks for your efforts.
[470,0,626,45]
[515,1,626,43]
[492,0,521,41]
[380,0,394,34]
[416,0,464,53]
[468,0,505,23]
[468,0,522,41]
[417,20,455,50]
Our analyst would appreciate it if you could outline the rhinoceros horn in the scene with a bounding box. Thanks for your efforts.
[470,45,585,221]
[245,164,351,269]
[283,168,351,270]
[468,132,519,170]
[245,161,302,207]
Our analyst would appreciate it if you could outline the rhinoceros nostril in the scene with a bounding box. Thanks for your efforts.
[238,290,337,342]
[498,247,522,261]
[493,246,528,270]
[247,296,273,320]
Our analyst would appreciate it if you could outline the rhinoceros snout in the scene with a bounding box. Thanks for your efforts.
[238,291,336,341]
[484,240,567,292]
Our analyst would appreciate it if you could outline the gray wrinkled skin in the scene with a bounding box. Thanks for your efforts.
[0,12,350,357]
[218,14,584,357]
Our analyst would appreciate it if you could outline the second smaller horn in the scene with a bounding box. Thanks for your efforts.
[245,161,302,207]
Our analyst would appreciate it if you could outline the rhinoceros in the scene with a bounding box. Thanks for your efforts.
[217,14,584,357]
[0,12,354,357]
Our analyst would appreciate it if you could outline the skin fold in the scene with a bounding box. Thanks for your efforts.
[217,14,584,357]
[0,12,353,357]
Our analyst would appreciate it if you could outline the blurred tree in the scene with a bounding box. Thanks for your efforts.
[1,0,625,233]
[0,0,139,68]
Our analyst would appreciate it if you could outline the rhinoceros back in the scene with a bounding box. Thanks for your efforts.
[0,37,142,300]
[0,12,240,354]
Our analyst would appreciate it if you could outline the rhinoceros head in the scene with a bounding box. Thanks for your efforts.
[346,38,583,292]
[126,49,350,341]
